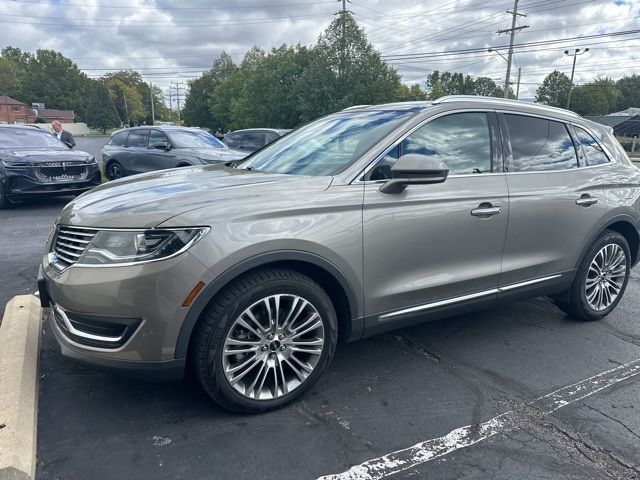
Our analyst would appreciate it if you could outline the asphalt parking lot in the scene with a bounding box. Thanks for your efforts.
[1,140,639,479]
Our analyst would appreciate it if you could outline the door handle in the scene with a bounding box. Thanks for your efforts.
[576,195,598,207]
[471,204,502,217]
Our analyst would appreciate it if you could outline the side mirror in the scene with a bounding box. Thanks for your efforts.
[379,154,449,194]
[150,141,170,150]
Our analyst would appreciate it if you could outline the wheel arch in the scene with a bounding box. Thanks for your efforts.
[175,250,362,359]
[575,214,640,270]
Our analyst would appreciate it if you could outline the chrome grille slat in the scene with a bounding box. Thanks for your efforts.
[56,234,91,244]
[52,225,97,268]
[56,246,82,258]
[56,242,85,252]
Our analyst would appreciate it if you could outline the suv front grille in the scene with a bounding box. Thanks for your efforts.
[35,161,88,182]
[52,225,97,268]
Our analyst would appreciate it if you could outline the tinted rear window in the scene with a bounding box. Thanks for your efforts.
[574,127,610,166]
[126,130,147,147]
[505,114,578,172]
[108,131,128,146]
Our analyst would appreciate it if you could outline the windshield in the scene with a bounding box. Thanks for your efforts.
[169,130,225,149]
[240,109,416,176]
[0,128,68,150]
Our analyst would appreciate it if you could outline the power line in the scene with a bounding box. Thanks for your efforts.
[5,0,336,10]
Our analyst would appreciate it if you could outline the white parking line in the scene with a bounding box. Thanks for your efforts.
[317,359,640,480]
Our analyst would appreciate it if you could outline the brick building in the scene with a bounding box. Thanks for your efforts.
[0,95,30,124]
[0,94,75,124]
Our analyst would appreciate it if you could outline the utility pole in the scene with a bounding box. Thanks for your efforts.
[123,93,130,126]
[497,0,528,98]
[149,81,155,125]
[565,48,589,110]
[515,67,522,99]
[171,81,183,123]
[337,0,351,77]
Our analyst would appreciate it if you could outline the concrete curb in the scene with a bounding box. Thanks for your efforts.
[0,295,42,480]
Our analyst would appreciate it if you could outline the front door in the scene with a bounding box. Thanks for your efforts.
[363,111,509,327]
[124,129,149,175]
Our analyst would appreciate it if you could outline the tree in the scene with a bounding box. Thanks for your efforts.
[84,82,120,133]
[571,79,621,115]
[616,75,640,111]
[103,77,143,126]
[473,77,504,97]
[535,70,571,107]
[17,49,94,121]
[314,13,402,110]
[396,83,427,101]
[426,71,476,99]
[184,52,237,129]
[0,56,21,98]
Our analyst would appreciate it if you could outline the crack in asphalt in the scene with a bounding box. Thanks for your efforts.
[584,404,640,441]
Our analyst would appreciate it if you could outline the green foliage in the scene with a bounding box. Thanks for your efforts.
[425,72,504,99]
[186,13,417,130]
[571,78,621,116]
[615,75,640,111]
[84,82,120,133]
[536,70,571,107]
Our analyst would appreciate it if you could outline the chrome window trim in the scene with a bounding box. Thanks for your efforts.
[433,95,581,119]
[378,274,563,322]
[351,108,496,185]
[48,225,210,270]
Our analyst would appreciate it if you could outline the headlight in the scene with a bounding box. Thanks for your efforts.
[75,228,209,265]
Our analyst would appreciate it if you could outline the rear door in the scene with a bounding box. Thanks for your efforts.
[497,112,607,288]
[123,129,149,174]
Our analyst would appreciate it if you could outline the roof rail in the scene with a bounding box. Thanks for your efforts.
[431,95,581,119]
[342,105,370,111]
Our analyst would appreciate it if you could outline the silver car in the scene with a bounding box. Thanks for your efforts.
[38,96,640,413]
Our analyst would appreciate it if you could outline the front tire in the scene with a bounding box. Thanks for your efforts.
[0,181,12,209]
[192,268,338,413]
[555,230,631,321]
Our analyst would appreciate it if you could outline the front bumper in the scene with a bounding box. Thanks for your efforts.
[4,166,101,198]
[38,249,213,379]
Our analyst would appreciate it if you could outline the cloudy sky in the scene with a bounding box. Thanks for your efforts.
[1,0,639,101]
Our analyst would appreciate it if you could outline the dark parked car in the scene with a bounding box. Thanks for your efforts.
[222,128,290,153]
[102,126,247,180]
[0,125,100,209]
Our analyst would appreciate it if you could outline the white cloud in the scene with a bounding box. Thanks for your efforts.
[1,0,638,100]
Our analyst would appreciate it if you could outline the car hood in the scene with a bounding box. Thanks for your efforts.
[57,164,333,228]
[182,147,247,162]
[0,148,94,163]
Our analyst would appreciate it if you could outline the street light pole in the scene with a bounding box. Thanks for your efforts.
[565,48,589,110]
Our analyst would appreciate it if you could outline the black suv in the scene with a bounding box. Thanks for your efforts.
[0,125,100,208]
[102,126,247,180]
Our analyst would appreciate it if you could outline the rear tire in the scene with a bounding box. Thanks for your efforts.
[192,268,337,413]
[554,230,630,321]
[105,160,125,181]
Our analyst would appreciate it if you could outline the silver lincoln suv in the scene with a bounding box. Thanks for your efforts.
[38,96,640,413]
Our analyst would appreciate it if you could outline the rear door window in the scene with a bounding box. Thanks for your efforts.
[126,129,148,147]
[574,127,610,166]
[224,133,241,148]
[504,114,578,172]
[108,131,128,146]
[241,132,264,150]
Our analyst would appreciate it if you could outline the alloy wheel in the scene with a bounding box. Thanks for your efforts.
[585,243,627,311]
[221,294,325,400]
[108,163,123,179]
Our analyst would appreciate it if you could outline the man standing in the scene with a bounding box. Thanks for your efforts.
[51,120,75,148]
